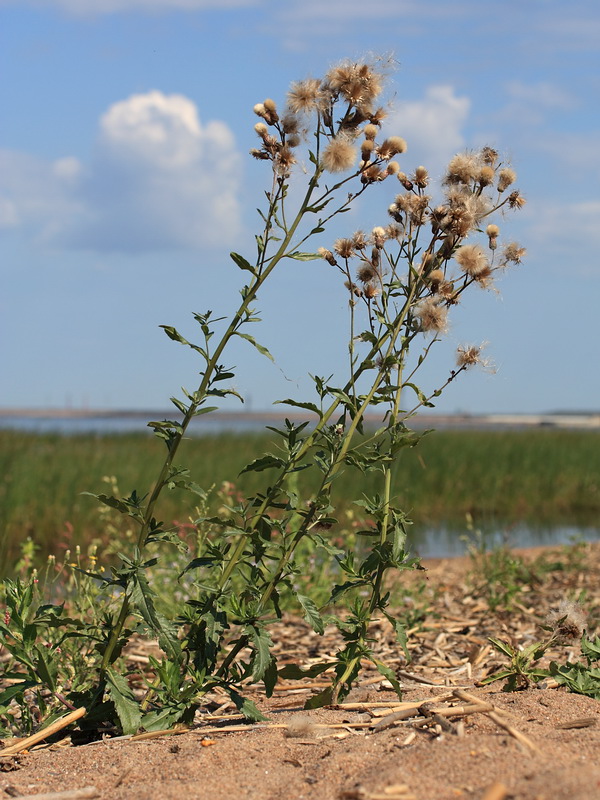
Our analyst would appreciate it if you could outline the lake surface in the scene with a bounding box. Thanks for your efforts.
[407,523,599,559]
[2,412,598,558]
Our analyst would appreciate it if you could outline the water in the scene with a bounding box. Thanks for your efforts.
[0,413,277,436]
[2,412,599,558]
[407,524,600,559]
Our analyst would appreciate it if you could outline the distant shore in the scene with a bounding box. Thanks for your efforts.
[1,408,599,429]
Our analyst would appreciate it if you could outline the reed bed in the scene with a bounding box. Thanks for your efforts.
[1,428,598,572]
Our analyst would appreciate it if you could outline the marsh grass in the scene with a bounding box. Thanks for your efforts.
[1,428,598,572]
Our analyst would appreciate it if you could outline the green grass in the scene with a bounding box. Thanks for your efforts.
[1,428,599,573]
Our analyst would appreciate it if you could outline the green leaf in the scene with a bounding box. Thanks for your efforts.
[304,685,333,709]
[141,706,188,732]
[274,398,322,417]
[278,662,332,681]
[371,657,402,697]
[248,625,273,682]
[230,252,256,273]
[287,251,321,261]
[106,668,142,735]
[227,689,268,721]
[488,637,516,659]
[263,657,278,698]
[239,455,286,474]
[129,571,181,664]
[296,593,324,635]
[581,635,600,664]
[234,331,274,361]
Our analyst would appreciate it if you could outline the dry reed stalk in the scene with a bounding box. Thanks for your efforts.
[0,707,86,756]
[7,788,99,800]
[452,690,541,754]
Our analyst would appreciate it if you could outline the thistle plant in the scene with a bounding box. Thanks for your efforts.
[0,59,526,735]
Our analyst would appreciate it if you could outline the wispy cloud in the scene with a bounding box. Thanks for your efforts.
[0,0,256,12]
[386,85,471,178]
[0,91,242,252]
[526,200,600,275]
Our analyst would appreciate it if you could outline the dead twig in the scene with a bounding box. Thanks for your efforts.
[5,788,99,800]
[0,708,87,757]
[452,689,541,755]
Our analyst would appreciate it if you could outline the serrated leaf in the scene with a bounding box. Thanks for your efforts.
[106,668,142,735]
[140,706,188,732]
[227,689,268,721]
[129,572,181,663]
[248,625,273,683]
[296,593,324,635]
[274,398,323,417]
[239,455,286,474]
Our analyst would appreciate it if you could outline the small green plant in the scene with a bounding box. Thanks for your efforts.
[549,634,600,700]
[482,637,550,691]
[482,599,600,698]
[1,58,526,736]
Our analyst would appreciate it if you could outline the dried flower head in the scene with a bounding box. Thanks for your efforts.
[281,114,300,135]
[287,78,323,115]
[481,146,499,166]
[486,223,500,250]
[444,188,491,236]
[371,226,387,248]
[352,230,367,250]
[397,172,414,191]
[377,136,407,159]
[361,140,375,159]
[385,161,400,176]
[478,165,495,187]
[363,282,380,299]
[455,243,489,278]
[456,344,482,368]
[357,262,377,282]
[497,167,517,192]
[413,165,429,187]
[254,122,268,138]
[363,123,379,140]
[445,153,479,185]
[334,238,355,259]
[417,297,448,333]
[326,61,384,108]
[275,145,296,175]
[317,247,337,266]
[545,600,587,644]
[322,137,357,173]
[261,98,279,124]
[428,268,445,291]
[508,190,526,209]
[502,242,526,264]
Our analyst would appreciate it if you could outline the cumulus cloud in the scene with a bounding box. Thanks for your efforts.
[0,91,242,253]
[385,85,471,178]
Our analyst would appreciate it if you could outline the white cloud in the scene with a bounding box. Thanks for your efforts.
[385,85,471,178]
[0,91,242,253]
[526,200,600,274]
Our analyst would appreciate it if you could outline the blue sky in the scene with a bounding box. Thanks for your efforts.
[1,0,599,414]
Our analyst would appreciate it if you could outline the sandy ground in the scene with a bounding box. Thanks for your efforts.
[1,543,599,800]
